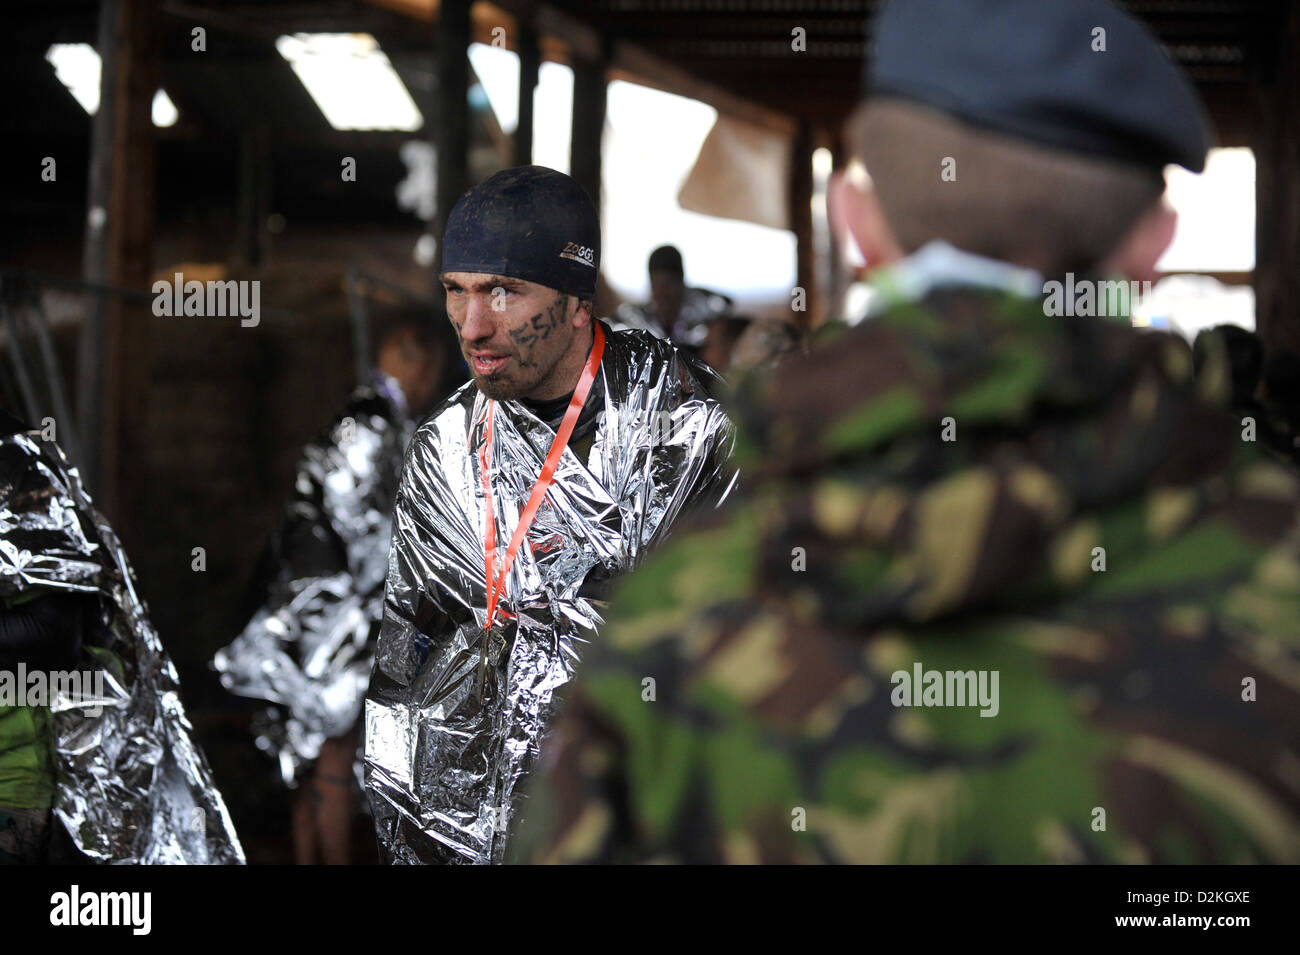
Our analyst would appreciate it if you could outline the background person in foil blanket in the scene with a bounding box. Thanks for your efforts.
[0,409,244,864]
[213,312,446,865]
[363,165,737,864]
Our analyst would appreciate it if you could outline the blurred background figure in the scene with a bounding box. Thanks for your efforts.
[615,245,734,347]
[726,316,804,375]
[1191,325,1300,467]
[1192,323,1264,413]
[512,0,1300,865]
[1,410,243,865]
[213,310,444,866]
[1261,349,1300,465]
[698,314,752,373]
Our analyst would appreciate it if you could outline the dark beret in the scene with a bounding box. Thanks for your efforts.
[867,0,1211,172]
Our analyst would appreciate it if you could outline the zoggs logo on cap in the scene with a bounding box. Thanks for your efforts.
[560,242,596,269]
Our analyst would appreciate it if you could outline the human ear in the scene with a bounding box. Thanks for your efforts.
[828,165,905,271]
[570,296,593,328]
[1101,199,1177,283]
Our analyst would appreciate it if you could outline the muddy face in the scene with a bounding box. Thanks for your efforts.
[442,272,582,401]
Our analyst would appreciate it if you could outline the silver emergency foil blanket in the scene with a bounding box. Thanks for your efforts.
[615,286,733,347]
[0,428,245,864]
[214,377,412,785]
[365,324,736,864]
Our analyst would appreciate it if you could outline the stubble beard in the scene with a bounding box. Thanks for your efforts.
[469,340,565,401]
[475,369,527,400]
[460,292,576,401]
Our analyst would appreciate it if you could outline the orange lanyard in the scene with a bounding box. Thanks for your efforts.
[475,322,605,699]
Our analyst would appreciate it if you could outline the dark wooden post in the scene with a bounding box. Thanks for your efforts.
[1253,2,1300,357]
[433,0,472,290]
[78,0,118,492]
[514,21,539,167]
[789,119,817,329]
[827,133,849,322]
[569,56,607,214]
[234,123,271,268]
[79,0,157,542]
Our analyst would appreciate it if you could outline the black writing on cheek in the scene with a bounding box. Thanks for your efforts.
[511,313,542,348]
[525,299,563,344]
[547,295,567,333]
[510,314,542,367]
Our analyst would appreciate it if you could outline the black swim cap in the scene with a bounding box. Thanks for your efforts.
[441,165,601,299]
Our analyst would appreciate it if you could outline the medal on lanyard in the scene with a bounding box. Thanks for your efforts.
[476,323,606,703]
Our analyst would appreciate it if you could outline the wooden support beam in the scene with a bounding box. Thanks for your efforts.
[1252,3,1300,357]
[515,20,539,166]
[569,55,607,215]
[789,120,817,329]
[234,123,271,267]
[78,0,157,545]
[489,0,799,132]
[79,0,118,492]
[433,0,471,289]
[533,2,602,63]
[609,42,796,137]
[826,132,850,323]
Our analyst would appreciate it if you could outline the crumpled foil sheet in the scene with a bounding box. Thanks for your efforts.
[365,324,736,864]
[214,376,412,786]
[615,287,733,347]
[0,427,245,864]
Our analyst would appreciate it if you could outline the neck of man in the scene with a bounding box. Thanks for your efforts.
[524,322,596,402]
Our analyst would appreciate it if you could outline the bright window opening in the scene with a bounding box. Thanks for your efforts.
[45,43,180,128]
[532,62,573,174]
[275,33,422,131]
[152,90,179,128]
[602,79,796,309]
[462,45,571,171]
[468,43,519,134]
[1158,148,1255,273]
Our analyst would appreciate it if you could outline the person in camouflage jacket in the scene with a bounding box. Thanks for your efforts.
[509,0,1300,865]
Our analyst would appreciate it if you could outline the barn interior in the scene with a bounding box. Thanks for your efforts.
[2,0,1296,862]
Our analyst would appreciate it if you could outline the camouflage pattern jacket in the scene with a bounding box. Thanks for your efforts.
[511,279,1300,864]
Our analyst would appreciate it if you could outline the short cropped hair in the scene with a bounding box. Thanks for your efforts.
[846,98,1166,277]
[648,245,684,280]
